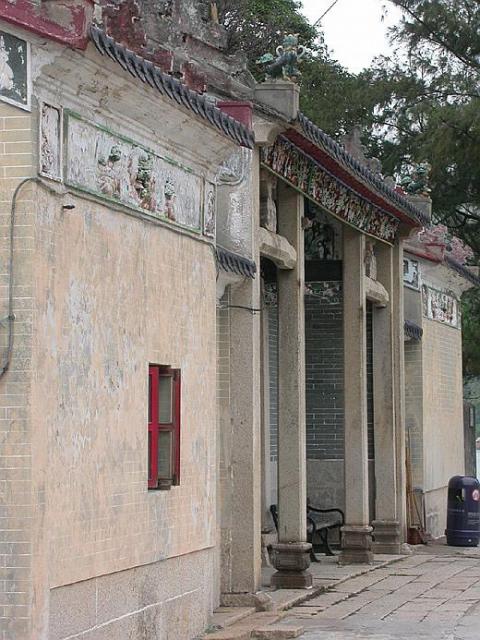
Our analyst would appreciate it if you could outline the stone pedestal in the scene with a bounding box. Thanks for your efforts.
[372,520,402,554]
[270,543,313,589]
[339,525,374,565]
[254,81,300,121]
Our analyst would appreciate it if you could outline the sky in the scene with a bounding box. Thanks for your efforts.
[300,0,404,73]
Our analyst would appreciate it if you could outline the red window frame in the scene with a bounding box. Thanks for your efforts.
[148,365,181,489]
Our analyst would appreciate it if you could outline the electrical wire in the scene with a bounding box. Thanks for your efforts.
[313,0,341,28]
[0,177,39,378]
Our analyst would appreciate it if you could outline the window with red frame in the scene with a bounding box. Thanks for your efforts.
[148,365,181,489]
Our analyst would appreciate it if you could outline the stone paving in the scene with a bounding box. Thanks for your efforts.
[278,547,480,639]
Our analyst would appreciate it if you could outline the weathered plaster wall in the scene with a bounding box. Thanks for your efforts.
[31,186,218,636]
[0,100,35,640]
[422,319,465,537]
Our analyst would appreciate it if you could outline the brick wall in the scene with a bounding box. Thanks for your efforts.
[0,102,35,639]
[405,339,424,488]
[305,282,344,461]
[268,305,278,463]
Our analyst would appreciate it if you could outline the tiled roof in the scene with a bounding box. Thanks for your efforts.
[216,246,257,279]
[404,320,423,341]
[297,113,429,227]
[90,25,255,149]
[444,255,480,286]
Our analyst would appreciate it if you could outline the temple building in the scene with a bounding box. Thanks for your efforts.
[0,2,476,639]
[403,222,479,539]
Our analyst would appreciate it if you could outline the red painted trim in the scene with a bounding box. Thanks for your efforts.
[218,101,254,131]
[284,129,420,228]
[173,369,181,486]
[405,247,444,264]
[0,0,93,50]
[148,365,159,488]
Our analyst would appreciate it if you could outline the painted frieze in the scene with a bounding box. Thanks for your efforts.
[40,103,62,180]
[0,31,30,110]
[403,257,419,289]
[65,112,204,232]
[422,285,459,328]
[261,137,399,243]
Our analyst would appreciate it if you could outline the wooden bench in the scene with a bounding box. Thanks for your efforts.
[270,502,344,562]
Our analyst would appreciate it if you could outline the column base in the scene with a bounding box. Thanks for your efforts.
[339,525,373,565]
[270,542,313,589]
[372,519,402,554]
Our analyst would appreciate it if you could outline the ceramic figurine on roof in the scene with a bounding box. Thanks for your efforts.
[256,34,306,82]
[400,162,432,196]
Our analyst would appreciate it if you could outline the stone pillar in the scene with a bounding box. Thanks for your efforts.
[260,287,272,530]
[340,228,373,564]
[393,238,408,542]
[270,181,312,589]
[371,243,402,553]
[220,150,262,602]
[228,278,262,594]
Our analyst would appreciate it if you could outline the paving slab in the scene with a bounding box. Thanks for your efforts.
[280,546,480,639]
[252,626,304,639]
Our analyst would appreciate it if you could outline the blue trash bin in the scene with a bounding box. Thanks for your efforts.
[445,475,480,547]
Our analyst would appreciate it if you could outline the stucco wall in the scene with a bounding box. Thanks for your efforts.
[31,184,217,586]
[422,319,465,537]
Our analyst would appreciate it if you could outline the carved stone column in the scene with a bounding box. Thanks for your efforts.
[270,180,312,589]
[340,228,373,564]
[371,243,402,554]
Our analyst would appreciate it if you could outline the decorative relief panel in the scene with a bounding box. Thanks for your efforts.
[0,31,30,110]
[261,137,399,244]
[203,181,216,237]
[403,257,419,289]
[40,103,62,180]
[422,285,459,328]
[64,112,205,233]
[304,203,342,261]
[365,241,377,280]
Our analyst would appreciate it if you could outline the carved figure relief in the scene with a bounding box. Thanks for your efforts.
[263,282,278,307]
[422,285,459,328]
[203,183,216,237]
[98,145,122,198]
[305,219,335,260]
[260,171,277,232]
[40,103,62,180]
[0,32,29,109]
[164,178,176,221]
[403,258,419,289]
[133,154,154,209]
[65,113,203,232]
[364,241,377,280]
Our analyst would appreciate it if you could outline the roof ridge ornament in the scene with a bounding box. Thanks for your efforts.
[256,34,306,83]
[400,162,432,197]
